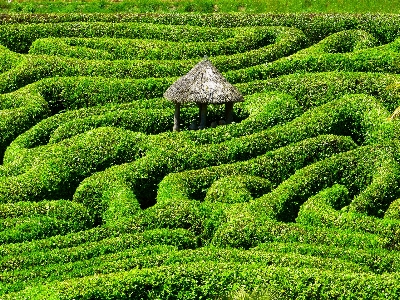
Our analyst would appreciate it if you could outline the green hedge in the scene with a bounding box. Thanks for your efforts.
[0,22,237,53]
[296,29,378,54]
[1,13,400,299]
[73,92,390,225]
[257,241,400,274]
[0,216,87,244]
[156,135,356,206]
[4,261,400,300]
[7,70,399,169]
[1,76,174,164]
[211,205,388,250]
[0,244,371,295]
[0,227,113,257]
[28,26,275,60]
[204,175,272,204]
[295,183,400,249]
[0,228,196,272]
[0,86,50,164]
[3,44,400,164]
[1,13,400,44]
[296,184,350,227]
[0,127,148,203]
[251,144,398,222]
[0,200,95,243]
[0,44,24,73]
[225,37,400,85]
[0,26,305,94]
[1,78,396,236]
[385,198,400,220]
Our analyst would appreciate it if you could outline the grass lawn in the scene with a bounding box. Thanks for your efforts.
[3,0,400,14]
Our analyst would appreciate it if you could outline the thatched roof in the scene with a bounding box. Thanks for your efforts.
[164,58,244,104]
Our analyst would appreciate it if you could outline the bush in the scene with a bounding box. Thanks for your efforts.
[0,244,371,295]
[28,26,276,60]
[204,175,272,204]
[0,228,196,272]
[385,198,400,220]
[1,13,400,44]
[74,92,385,225]
[296,184,350,227]
[0,22,236,53]
[156,135,356,206]
[0,127,148,203]
[0,200,95,243]
[4,260,400,300]
[211,205,387,250]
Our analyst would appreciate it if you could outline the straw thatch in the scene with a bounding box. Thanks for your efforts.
[164,57,244,131]
[163,58,244,104]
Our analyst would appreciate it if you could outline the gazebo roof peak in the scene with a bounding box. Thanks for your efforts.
[163,57,244,104]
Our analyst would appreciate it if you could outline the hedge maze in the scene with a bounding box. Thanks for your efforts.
[1,13,400,299]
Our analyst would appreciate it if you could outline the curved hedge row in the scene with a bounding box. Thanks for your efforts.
[4,261,400,300]
[0,244,372,295]
[73,92,390,225]
[28,26,276,60]
[0,200,94,243]
[156,135,357,206]
[0,22,239,53]
[0,127,148,203]
[2,13,400,44]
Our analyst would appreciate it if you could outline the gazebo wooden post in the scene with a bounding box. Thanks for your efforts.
[173,103,181,132]
[199,103,207,129]
[225,102,234,124]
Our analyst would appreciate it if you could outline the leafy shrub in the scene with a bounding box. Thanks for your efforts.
[204,175,272,204]
[385,198,400,220]
[296,184,350,227]
[0,200,95,243]
[28,26,276,60]
[0,127,148,203]
[0,228,196,272]
[5,259,400,300]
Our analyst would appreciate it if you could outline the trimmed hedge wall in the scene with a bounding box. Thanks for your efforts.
[28,26,276,60]
[1,13,400,44]
[0,200,95,243]
[0,127,148,203]
[0,245,371,295]
[0,228,196,272]
[156,135,357,206]
[4,261,400,300]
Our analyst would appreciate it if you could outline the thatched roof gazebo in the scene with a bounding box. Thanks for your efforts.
[164,57,244,131]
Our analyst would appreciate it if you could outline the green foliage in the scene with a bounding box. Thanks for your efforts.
[5,1,400,14]
[296,184,350,227]
[2,12,400,299]
[28,26,275,60]
[204,175,272,204]
[0,200,95,243]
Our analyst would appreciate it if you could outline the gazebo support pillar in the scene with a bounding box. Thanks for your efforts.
[173,103,181,132]
[225,102,234,124]
[199,103,207,129]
